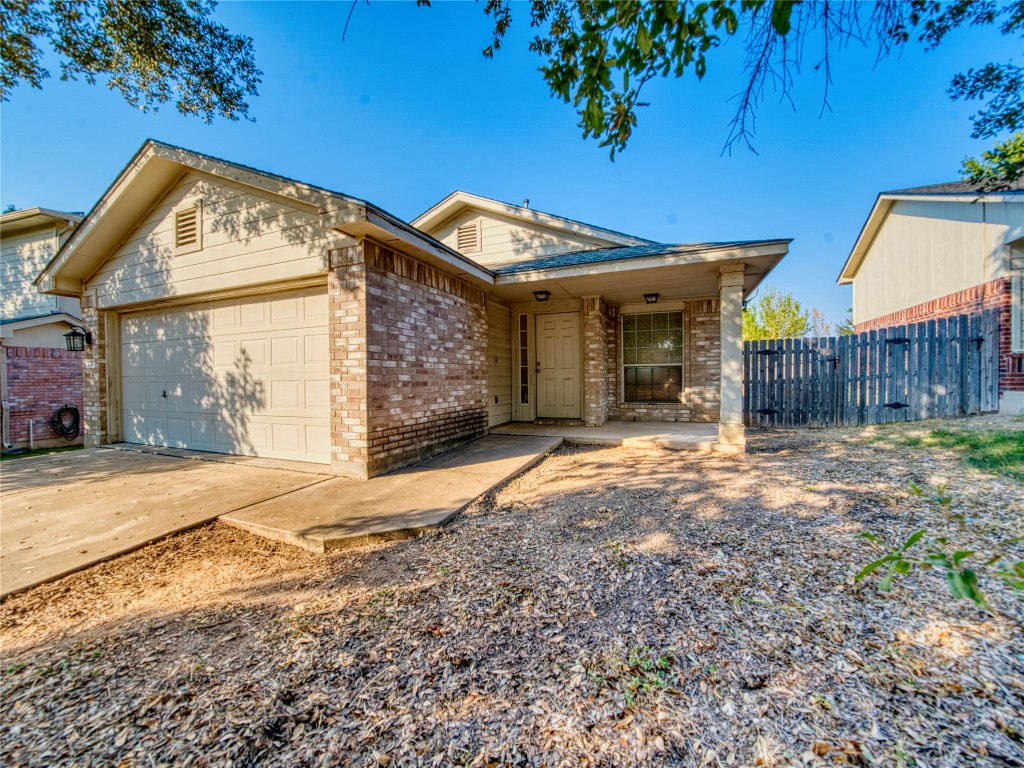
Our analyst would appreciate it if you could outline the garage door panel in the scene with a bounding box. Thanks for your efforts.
[121,288,330,464]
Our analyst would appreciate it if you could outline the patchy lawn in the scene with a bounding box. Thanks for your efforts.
[877,424,1024,481]
[1,417,1022,768]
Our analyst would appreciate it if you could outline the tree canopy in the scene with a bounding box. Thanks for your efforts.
[742,287,833,341]
[474,0,1023,180]
[0,0,260,123]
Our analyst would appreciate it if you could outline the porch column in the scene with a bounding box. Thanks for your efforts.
[715,266,746,452]
[80,292,110,448]
[582,295,610,426]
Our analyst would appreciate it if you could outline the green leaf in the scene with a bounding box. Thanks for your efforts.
[770,1,795,36]
[855,555,896,581]
[856,531,882,543]
[946,570,965,599]
[951,550,975,566]
[894,560,912,575]
[959,569,988,607]
[637,24,652,56]
[879,564,896,592]
[901,529,928,551]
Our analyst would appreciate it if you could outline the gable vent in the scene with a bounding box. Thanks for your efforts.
[456,222,481,253]
[174,205,202,254]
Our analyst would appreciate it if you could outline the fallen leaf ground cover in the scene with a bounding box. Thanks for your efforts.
[1,417,1022,767]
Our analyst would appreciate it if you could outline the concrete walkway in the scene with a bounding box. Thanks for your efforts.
[220,434,561,552]
[1,449,326,597]
[490,420,718,450]
[1,434,562,595]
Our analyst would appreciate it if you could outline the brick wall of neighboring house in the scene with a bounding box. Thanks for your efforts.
[854,278,1022,395]
[609,298,721,423]
[2,346,84,447]
[330,240,488,479]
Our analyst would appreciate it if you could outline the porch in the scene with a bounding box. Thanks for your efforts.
[490,420,718,451]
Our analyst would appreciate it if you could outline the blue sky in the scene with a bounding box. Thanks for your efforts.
[1,1,1017,325]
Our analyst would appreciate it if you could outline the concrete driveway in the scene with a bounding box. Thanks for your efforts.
[0,448,328,597]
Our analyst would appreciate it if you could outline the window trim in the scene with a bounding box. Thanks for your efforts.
[1012,271,1023,353]
[620,310,685,404]
[173,202,203,255]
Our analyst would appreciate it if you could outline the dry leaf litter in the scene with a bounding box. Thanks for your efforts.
[1,417,1022,767]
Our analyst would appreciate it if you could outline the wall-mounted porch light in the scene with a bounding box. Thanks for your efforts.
[63,327,92,352]
[533,290,551,302]
[644,293,660,304]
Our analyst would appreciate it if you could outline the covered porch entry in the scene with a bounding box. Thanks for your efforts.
[483,240,791,453]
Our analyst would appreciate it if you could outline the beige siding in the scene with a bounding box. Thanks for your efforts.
[854,199,1024,323]
[85,172,352,309]
[1,227,59,319]
[429,209,617,267]
[486,297,512,426]
[8,322,71,348]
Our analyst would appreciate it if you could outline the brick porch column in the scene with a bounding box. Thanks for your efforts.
[582,295,610,426]
[715,266,745,452]
[80,296,109,448]
[328,243,372,479]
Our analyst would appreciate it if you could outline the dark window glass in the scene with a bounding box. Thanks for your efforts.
[622,312,683,402]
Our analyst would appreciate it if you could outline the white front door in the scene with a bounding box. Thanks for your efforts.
[536,312,581,419]
[120,289,331,463]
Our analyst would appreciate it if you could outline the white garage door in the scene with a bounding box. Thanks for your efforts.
[120,288,330,464]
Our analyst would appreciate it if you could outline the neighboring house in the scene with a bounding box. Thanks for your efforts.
[36,141,790,477]
[1,207,85,449]
[837,179,1024,414]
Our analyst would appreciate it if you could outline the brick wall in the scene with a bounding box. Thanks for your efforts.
[854,278,1021,395]
[330,240,488,478]
[582,296,612,426]
[608,299,721,422]
[2,346,83,447]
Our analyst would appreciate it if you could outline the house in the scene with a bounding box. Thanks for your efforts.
[837,179,1024,414]
[35,140,790,477]
[1,207,85,449]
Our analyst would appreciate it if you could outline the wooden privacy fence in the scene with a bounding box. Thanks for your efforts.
[743,310,1000,428]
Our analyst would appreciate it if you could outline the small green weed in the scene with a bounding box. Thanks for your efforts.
[588,645,675,709]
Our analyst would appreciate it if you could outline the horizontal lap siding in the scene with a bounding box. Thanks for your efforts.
[1,229,59,319]
[86,172,348,308]
[429,209,614,266]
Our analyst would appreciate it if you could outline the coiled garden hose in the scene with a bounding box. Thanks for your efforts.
[52,405,81,441]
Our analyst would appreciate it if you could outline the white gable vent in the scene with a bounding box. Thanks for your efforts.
[174,203,202,254]
[456,222,481,253]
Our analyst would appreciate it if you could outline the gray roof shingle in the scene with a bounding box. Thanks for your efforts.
[884,178,1024,195]
[489,240,789,275]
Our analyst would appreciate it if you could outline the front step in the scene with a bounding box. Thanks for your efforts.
[533,418,586,426]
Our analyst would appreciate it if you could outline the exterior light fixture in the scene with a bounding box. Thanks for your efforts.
[63,327,92,352]
[533,290,551,302]
[644,293,660,304]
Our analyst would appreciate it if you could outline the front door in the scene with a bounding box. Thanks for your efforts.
[536,312,581,419]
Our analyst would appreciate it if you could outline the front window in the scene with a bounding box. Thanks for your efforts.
[622,312,683,402]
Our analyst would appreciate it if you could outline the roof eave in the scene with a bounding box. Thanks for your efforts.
[494,240,790,284]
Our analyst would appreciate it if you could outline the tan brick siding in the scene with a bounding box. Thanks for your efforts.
[330,241,488,478]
